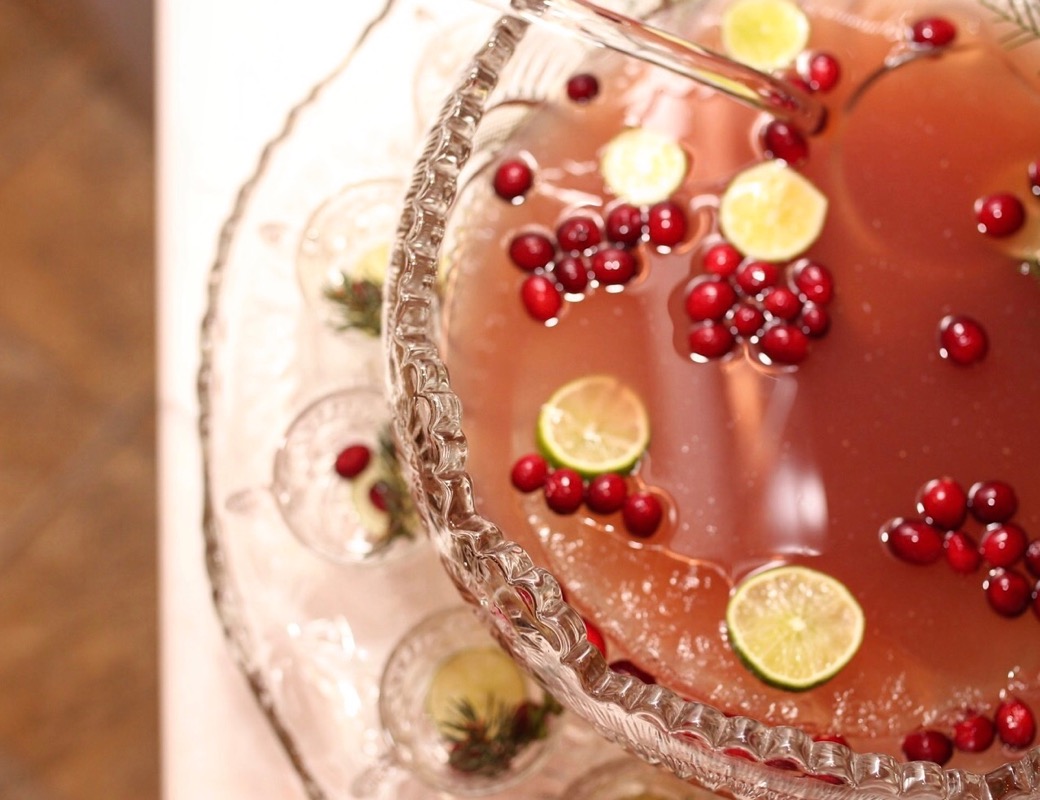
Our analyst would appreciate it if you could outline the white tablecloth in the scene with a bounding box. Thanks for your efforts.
[157,3,384,797]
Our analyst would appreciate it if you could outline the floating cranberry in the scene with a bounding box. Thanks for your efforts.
[995,697,1036,749]
[974,193,1026,237]
[556,214,602,253]
[968,480,1018,523]
[585,472,628,514]
[944,530,982,574]
[759,323,809,365]
[689,322,736,360]
[566,72,600,103]
[647,200,687,248]
[610,659,657,684]
[1029,160,1040,197]
[793,261,834,305]
[703,241,743,277]
[762,119,809,165]
[686,277,738,322]
[980,522,1029,567]
[584,617,607,657]
[508,231,555,271]
[605,203,645,245]
[804,52,841,92]
[554,255,591,294]
[1025,540,1040,577]
[938,314,988,365]
[544,468,585,514]
[591,247,638,286]
[953,713,996,753]
[521,274,562,322]
[493,158,534,201]
[511,453,550,492]
[730,301,767,338]
[901,729,953,765]
[762,286,803,321]
[916,476,968,529]
[622,491,664,537]
[881,518,945,565]
[368,480,392,511]
[735,260,780,296]
[910,17,957,48]
[984,568,1033,617]
[334,444,371,479]
[799,304,830,338]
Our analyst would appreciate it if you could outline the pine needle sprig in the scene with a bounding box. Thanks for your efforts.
[323,275,382,336]
[979,0,1040,48]
[374,428,417,545]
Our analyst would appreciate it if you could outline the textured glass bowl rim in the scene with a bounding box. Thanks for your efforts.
[383,7,1040,800]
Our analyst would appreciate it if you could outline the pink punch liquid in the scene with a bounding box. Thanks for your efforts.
[441,0,1040,770]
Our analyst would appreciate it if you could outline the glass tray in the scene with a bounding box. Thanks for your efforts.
[196,1,633,797]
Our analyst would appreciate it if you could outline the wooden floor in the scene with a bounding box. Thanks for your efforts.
[0,0,158,797]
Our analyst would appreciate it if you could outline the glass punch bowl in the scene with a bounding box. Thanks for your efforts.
[384,1,1040,799]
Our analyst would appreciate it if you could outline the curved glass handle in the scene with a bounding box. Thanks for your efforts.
[472,0,826,133]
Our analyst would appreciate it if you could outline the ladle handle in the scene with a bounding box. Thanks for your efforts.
[474,0,826,133]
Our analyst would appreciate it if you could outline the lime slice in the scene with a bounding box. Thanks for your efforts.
[350,461,391,539]
[537,375,650,478]
[351,240,391,284]
[718,160,828,261]
[721,0,810,72]
[425,646,528,736]
[725,565,864,690]
[600,128,689,205]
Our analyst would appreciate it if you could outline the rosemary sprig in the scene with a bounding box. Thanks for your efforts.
[323,275,382,336]
[441,694,563,777]
[373,428,417,545]
[979,0,1040,48]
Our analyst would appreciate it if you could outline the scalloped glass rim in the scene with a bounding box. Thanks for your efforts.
[384,6,1040,800]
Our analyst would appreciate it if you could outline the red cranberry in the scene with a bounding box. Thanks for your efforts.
[521,274,563,322]
[762,119,809,165]
[493,158,533,200]
[689,322,737,360]
[944,530,982,574]
[762,286,803,321]
[804,52,841,92]
[685,277,738,322]
[980,522,1029,567]
[968,480,1018,523]
[1029,160,1040,197]
[610,659,657,684]
[995,697,1036,749]
[554,255,591,294]
[916,477,968,529]
[759,323,809,365]
[799,304,830,337]
[984,568,1033,617]
[508,231,555,271]
[511,453,549,492]
[702,241,743,277]
[591,247,638,286]
[1025,539,1040,577]
[566,72,600,103]
[901,729,953,764]
[793,261,834,305]
[334,444,371,479]
[544,468,585,514]
[585,472,628,514]
[605,203,645,245]
[938,314,988,365]
[953,713,996,753]
[584,617,607,657]
[622,491,664,537]
[881,518,945,565]
[730,302,767,338]
[556,214,602,253]
[368,480,392,511]
[647,200,687,248]
[974,193,1026,237]
[735,260,779,296]
[910,17,957,47]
